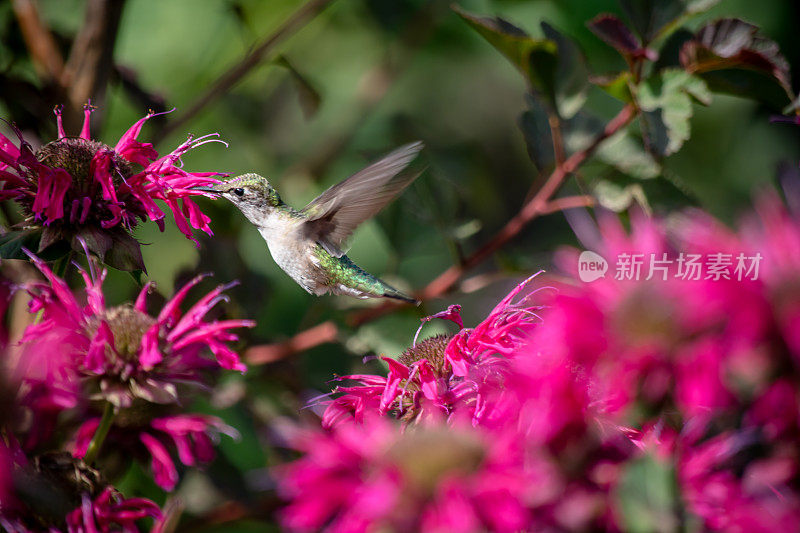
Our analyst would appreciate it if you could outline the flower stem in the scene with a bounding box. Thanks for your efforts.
[84,402,115,465]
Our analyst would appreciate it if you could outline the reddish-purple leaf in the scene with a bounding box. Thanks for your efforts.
[588,14,658,61]
[680,18,792,104]
[588,14,640,55]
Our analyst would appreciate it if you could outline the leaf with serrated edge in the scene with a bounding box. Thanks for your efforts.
[518,94,556,172]
[0,229,41,260]
[588,14,641,55]
[104,230,146,272]
[72,226,113,259]
[454,6,557,96]
[541,22,589,119]
[621,0,722,44]
[637,69,711,155]
[592,71,635,102]
[597,131,661,179]
[680,18,792,106]
[594,180,652,213]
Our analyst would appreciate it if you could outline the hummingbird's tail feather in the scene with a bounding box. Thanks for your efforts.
[382,288,420,305]
[373,274,419,305]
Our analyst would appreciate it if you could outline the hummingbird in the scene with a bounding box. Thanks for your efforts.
[194,142,423,303]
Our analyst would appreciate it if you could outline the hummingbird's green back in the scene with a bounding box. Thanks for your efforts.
[312,246,417,303]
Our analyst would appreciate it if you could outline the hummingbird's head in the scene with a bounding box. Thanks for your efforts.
[195,173,282,224]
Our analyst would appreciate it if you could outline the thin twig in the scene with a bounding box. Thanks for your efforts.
[61,0,127,130]
[11,0,65,82]
[541,194,595,214]
[154,0,336,144]
[523,110,567,203]
[245,104,636,363]
[111,64,169,117]
[548,112,567,167]
[245,320,338,364]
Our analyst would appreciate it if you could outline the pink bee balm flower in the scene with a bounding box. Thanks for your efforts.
[0,105,225,270]
[678,432,800,532]
[0,441,10,505]
[288,192,800,532]
[4,308,82,451]
[276,416,534,533]
[534,196,800,529]
[65,488,163,533]
[72,414,238,491]
[288,275,627,531]
[21,251,254,409]
[322,274,545,427]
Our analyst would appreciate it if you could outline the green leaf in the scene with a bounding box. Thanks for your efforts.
[591,71,635,103]
[559,110,660,179]
[518,94,555,172]
[103,229,146,272]
[594,180,652,213]
[680,18,793,107]
[621,0,682,42]
[453,7,558,98]
[620,0,721,43]
[38,226,64,252]
[639,110,671,157]
[615,454,680,533]
[652,29,694,71]
[455,7,590,118]
[596,129,661,179]
[72,225,114,259]
[637,69,712,156]
[128,269,147,286]
[0,228,41,260]
[541,22,589,119]
[453,5,555,83]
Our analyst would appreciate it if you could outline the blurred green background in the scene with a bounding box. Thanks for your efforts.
[1,0,798,529]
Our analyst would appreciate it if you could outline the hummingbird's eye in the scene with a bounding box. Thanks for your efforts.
[232,188,245,197]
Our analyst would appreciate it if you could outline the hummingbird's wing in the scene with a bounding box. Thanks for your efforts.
[300,141,423,257]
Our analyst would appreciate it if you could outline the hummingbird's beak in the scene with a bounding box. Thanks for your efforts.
[191,185,221,194]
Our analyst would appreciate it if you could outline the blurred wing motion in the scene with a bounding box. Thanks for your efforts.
[300,141,424,257]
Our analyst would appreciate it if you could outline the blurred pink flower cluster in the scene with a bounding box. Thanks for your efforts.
[1,254,252,529]
[277,195,800,532]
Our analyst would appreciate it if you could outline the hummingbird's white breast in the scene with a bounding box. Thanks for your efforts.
[256,212,319,294]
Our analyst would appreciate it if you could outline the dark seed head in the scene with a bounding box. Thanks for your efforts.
[85,304,157,363]
[398,334,452,377]
[35,138,135,188]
